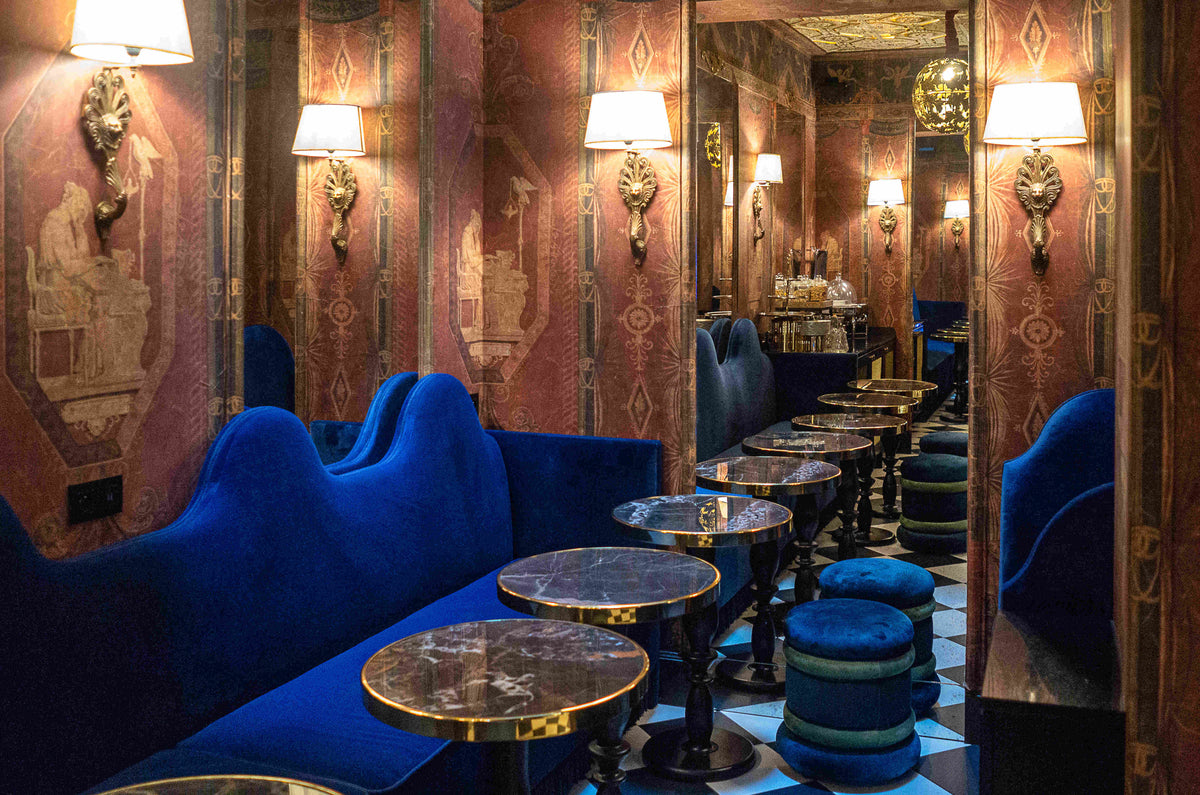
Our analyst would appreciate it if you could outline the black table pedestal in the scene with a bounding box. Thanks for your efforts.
[836,460,860,561]
[855,450,894,546]
[588,707,632,794]
[787,494,820,604]
[642,605,755,781]
[951,340,968,417]
[880,433,902,523]
[716,540,785,692]
[478,740,531,795]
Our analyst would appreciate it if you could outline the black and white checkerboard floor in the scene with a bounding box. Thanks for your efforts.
[570,401,975,795]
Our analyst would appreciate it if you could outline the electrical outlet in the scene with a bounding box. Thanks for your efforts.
[68,475,123,524]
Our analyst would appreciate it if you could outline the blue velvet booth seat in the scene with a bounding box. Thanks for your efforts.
[0,374,661,795]
[818,558,940,714]
[243,324,295,412]
[709,316,733,363]
[999,388,1116,617]
[776,599,922,785]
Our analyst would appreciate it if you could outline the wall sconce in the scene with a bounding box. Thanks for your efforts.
[584,90,673,261]
[69,0,193,244]
[944,199,970,249]
[292,104,366,266]
[867,178,905,253]
[982,81,1087,277]
[723,181,734,207]
[752,153,783,243]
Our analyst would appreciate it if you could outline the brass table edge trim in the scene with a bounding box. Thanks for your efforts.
[92,776,345,795]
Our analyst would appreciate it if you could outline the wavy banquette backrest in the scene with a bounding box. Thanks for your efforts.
[709,317,732,363]
[0,373,512,795]
[695,318,776,461]
[999,388,1115,587]
[326,371,419,474]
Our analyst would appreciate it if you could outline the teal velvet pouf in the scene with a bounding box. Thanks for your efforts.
[899,453,967,554]
[919,431,968,457]
[777,599,921,785]
[818,558,940,714]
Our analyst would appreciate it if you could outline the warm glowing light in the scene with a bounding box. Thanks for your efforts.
[867,179,905,206]
[291,105,366,157]
[944,199,970,219]
[982,82,1088,147]
[70,0,194,66]
[583,91,672,150]
[753,153,783,185]
[723,182,734,207]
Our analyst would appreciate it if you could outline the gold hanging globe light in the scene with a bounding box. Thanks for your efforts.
[912,11,969,134]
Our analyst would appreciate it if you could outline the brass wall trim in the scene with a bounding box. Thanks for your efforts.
[752,185,765,242]
[82,67,132,244]
[1015,148,1062,277]
[878,205,898,253]
[618,151,657,260]
[325,157,358,265]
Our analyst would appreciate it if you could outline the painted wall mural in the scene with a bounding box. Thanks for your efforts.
[0,0,243,557]
[965,0,1116,692]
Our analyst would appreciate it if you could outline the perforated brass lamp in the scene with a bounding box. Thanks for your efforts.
[867,179,905,254]
[292,104,366,266]
[944,200,970,249]
[69,0,194,242]
[982,82,1087,277]
[752,153,783,243]
[584,90,673,261]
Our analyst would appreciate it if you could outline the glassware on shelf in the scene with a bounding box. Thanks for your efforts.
[809,276,828,302]
[826,315,850,353]
[827,272,857,304]
[774,274,787,299]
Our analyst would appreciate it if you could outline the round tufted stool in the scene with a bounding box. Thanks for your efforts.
[775,599,921,785]
[899,454,967,554]
[919,431,968,457]
[818,558,940,713]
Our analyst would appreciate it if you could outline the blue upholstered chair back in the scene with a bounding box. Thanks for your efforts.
[999,388,1115,595]
[695,318,776,461]
[325,372,419,473]
[709,317,733,363]
[243,324,295,412]
[0,374,512,795]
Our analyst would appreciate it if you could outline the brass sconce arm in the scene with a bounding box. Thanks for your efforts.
[951,218,965,249]
[878,205,898,253]
[1015,147,1062,278]
[752,186,765,242]
[324,157,358,265]
[618,150,657,261]
[82,67,132,244]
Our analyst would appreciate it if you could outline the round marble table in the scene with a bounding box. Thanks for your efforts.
[791,413,907,546]
[613,494,791,780]
[741,431,872,562]
[498,546,723,786]
[93,777,342,795]
[848,378,938,400]
[693,456,840,693]
[930,325,970,417]
[818,392,920,523]
[362,619,647,795]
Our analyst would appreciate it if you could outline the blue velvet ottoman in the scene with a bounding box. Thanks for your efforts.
[776,599,921,785]
[899,454,967,554]
[818,559,940,713]
[919,431,968,457]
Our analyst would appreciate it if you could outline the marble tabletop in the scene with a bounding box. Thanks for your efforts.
[818,392,920,414]
[791,412,906,436]
[694,455,841,497]
[613,494,792,548]
[741,430,872,462]
[930,326,970,342]
[497,547,718,625]
[362,619,647,743]
[848,378,938,397]
[93,776,343,795]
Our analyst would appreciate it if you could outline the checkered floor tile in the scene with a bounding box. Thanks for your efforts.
[570,400,974,795]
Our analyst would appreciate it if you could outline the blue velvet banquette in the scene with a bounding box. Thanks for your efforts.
[0,374,661,795]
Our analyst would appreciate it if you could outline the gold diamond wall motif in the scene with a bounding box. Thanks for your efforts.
[785,12,970,53]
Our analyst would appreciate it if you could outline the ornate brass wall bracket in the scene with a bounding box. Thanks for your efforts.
[325,158,358,265]
[752,186,765,242]
[878,205,898,253]
[618,151,657,261]
[82,67,132,244]
[1015,148,1062,277]
[951,218,965,249]
[704,123,722,168]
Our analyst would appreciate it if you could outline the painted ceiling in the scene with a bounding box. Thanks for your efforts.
[784,12,970,53]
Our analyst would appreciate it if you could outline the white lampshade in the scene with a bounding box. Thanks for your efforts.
[292,105,366,157]
[723,182,734,207]
[70,0,194,66]
[584,91,672,150]
[867,179,905,206]
[982,82,1088,147]
[753,153,783,185]
[944,199,970,219]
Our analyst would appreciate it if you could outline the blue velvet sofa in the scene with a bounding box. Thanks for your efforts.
[0,374,660,795]
[998,388,1115,617]
[244,324,295,412]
